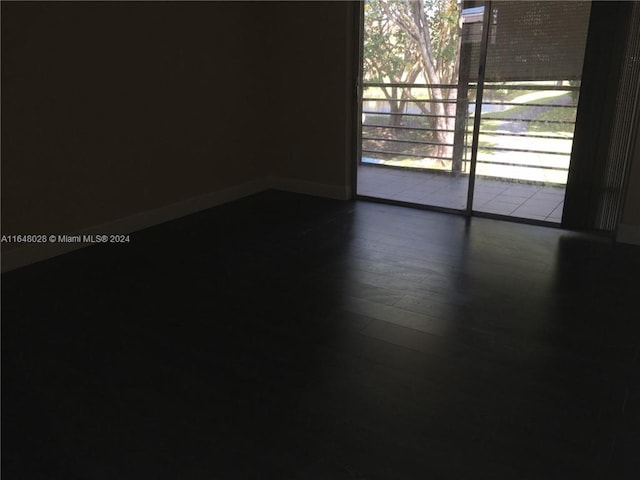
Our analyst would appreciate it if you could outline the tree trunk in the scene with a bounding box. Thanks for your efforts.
[389,87,404,127]
[429,86,455,160]
[381,0,462,164]
[382,86,406,128]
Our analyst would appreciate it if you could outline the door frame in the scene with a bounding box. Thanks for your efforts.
[352,0,602,230]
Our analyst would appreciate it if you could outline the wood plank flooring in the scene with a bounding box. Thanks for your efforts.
[2,190,640,479]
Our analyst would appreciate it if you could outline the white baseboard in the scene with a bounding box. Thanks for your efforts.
[617,223,640,245]
[1,178,269,273]
[268,176,352,200]
[1,176,352,272]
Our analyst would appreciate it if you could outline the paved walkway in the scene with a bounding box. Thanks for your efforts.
[357,164,565,223]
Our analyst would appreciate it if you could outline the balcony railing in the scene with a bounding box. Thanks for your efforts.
[361,82,580,185]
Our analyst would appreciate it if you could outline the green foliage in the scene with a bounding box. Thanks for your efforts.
[425,0,460,83]
[363,0,419,83]
[364,0,460,85]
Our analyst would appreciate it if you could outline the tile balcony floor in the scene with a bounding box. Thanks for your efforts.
[357,164,565,223]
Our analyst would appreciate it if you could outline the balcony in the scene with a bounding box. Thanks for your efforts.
[358,82,578,222]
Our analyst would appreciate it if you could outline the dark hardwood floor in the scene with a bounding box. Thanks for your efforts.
[3,190,640,479]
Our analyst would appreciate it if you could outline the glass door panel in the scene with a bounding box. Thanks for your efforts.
[471,1,591,222]
[357,0,478,211]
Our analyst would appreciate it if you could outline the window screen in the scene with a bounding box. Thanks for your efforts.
[465,1,591,82]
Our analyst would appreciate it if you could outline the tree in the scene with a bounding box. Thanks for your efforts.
[363,0,422,127]
[369,0,461,159]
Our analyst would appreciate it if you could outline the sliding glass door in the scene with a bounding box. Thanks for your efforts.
[357,0,591,224]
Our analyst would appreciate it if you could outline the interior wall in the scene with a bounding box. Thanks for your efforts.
[267,1,356,193]
[1,1,272,248]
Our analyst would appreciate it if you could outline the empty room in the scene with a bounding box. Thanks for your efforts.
[2,1,640,478]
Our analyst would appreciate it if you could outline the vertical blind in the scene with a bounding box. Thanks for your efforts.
[597,1,640,231]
